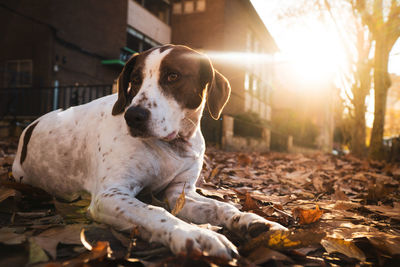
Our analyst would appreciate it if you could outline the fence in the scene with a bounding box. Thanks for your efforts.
[0,85,112,118]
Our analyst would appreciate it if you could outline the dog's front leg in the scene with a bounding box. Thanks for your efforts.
[88,185,237,258]
[165,183,287,238]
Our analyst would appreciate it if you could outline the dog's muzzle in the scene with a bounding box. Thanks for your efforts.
[124,106,150,137]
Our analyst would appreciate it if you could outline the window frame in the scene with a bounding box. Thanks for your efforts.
[4,59,33,88]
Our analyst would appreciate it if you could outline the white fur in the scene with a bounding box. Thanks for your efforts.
[12,47,286,259]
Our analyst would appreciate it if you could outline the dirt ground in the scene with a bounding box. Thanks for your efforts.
[0,138,399,266]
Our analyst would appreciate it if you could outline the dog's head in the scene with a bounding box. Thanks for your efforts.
[112,45,231,141]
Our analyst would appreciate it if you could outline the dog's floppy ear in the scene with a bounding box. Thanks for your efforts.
[112,53,138,116]
[207,69,231,120]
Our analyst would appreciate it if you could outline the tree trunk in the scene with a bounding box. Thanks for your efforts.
[351,91,367,157]
[368,38,391,160]
[351,61,370,158]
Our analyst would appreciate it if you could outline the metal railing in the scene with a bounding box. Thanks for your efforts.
[0,85,112,118]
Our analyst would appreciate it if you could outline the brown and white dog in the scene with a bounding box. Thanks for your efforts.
[12,45,286,259]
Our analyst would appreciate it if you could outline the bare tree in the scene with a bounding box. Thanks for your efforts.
[322,0,373,157]
[349,20,373,157]
[351,0,400,160]
[278,0,373,157]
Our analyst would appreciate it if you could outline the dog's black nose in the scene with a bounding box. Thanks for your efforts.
[124,106,150,128]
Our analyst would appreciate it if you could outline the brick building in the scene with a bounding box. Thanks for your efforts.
[1,0,279,149]
[0,0,171,117]
[171,0,278,120]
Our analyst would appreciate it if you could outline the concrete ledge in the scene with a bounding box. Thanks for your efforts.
[221,115,270,152]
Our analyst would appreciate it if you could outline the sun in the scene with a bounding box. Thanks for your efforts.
[281,24,348,85]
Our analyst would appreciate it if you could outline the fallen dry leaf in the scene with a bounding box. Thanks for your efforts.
[0,187,17,203]
[365,203,400,221]
[321,237,366,262]
[246,246,292,264]
[171,183,186,216]
[237,153,252,166]
[241,230,325,254]
[0,228,26,245]
[207,168,219,182]
[292,205,323,225]
[33,224,83,258]
[367,234,400,256]
[243,192,260,211]
[28,238,50,264]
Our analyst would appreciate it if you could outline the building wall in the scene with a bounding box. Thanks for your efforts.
[128,0,171,45]
[171,0,225,51]
[0,0,54,87]
[0,0,127,87]
[50,0,127,85]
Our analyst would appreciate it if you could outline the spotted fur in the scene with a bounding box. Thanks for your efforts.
[13,45,286,259]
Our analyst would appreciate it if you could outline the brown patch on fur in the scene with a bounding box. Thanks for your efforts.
[207,70,231,119]
[20,121,39,165]
[112,47,159,116]
[159,46,211,109]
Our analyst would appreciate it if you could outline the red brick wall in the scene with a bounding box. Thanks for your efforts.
[0,0,127,87]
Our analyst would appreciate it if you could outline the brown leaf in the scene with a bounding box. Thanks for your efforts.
[321,237,366,262]
[28,238,50,264]
[312,175,324,192]
[196,187,226,201]
[241,230,325,253]
[237,153,252,166]
[1,181,51,201]
[0,227,26,245]
[367,234,400,256]
[292,205,323,225]
[243,192,260,211]
[208,167,220,181]
[0,186,17,203]
[171,183,186,216]
[246,246,292,264]
[33,224,83,259]
[332,185,349,200]
[365,202,400,220]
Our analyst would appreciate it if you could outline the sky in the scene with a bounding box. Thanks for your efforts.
[250,0,400,76]
[250,0,400,128]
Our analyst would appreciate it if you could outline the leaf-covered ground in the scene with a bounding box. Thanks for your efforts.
[0,138,399,266]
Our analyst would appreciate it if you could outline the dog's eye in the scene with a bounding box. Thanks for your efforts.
[167,73,179,82]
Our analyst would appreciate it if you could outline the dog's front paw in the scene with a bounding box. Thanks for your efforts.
[248,220,288,237]
[232,212,288,238]
[170,225,238,259]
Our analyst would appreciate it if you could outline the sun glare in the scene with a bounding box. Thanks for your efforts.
[280,25,348,85]
[204,23,347,87]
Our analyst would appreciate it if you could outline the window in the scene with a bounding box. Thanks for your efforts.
[252,76,258,95]
[172,2,182,14]
[134,0,171,24]
[246,30,252,52]
[173,0,206,14]
[244,92,251,112]
[127,27,160,53]
[4,60,32,87]
[184,1,194,13]
[244,72,250,91]
[196,0,206,11]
